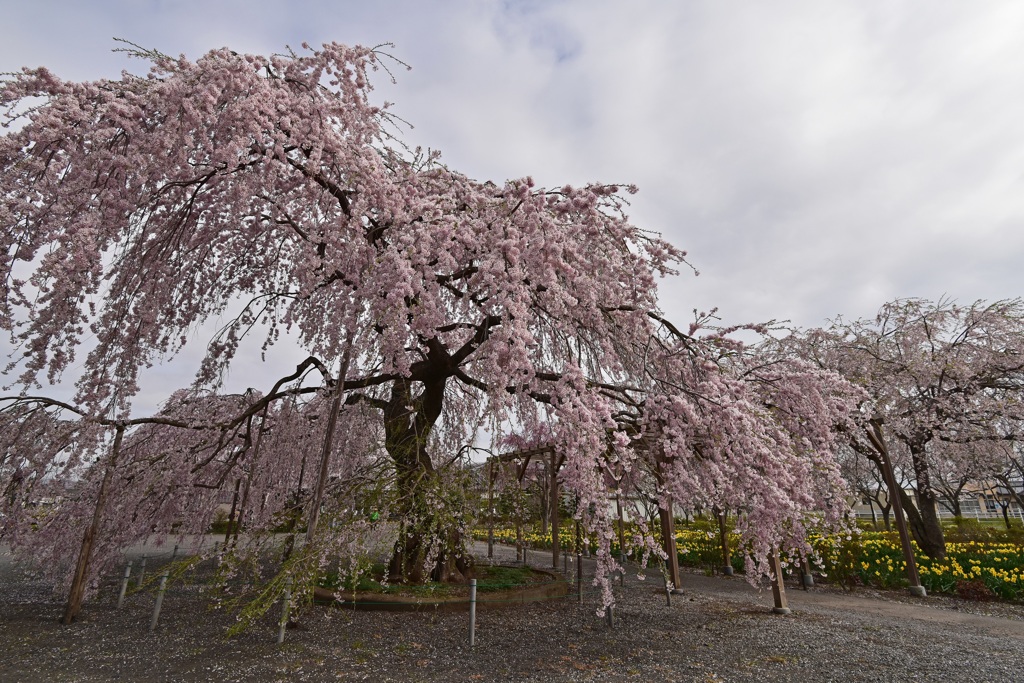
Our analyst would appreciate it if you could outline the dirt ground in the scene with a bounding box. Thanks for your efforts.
[1,540,1022,682]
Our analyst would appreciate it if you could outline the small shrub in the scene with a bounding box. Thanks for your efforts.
[208,508,231,534]
[956,578,996,602]
[945,518,996,543]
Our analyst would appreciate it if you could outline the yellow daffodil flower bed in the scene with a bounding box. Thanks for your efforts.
[474,527,1024,601]
[814,533,1024,600]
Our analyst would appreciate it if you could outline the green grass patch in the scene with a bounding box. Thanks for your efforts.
[475,565,540,592]
[317,562,549,597]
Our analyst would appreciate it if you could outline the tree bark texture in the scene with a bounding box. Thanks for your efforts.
[62,426,125,625]
[384,377,469,584]
[659,504,681,591]
[908,442,947,560]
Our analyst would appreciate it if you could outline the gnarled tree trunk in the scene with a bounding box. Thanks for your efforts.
[384,377,470,584]
[907,443,947,560]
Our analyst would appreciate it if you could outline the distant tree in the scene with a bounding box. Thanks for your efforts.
[929,439,1001,519]
[839,444,893,529]
[796,298,1024,559]
[991,441,1024,527]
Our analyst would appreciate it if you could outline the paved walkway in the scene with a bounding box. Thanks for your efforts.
[475,540,1024,641]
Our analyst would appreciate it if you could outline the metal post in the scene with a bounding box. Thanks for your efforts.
[659,504,683,594]
[277,583,292,644]
[137,555,147,588]
[469,579,477,647]
[149,572,168,632]
[770,549,791,615]
[514,462,526,565]
[615,491,626,586]
[117,562,132,609]
[576,552,583,603]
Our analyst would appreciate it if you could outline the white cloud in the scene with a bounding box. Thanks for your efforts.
[3,0,1024,411]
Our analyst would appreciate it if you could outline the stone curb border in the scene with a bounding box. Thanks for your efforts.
[312,566,569,612]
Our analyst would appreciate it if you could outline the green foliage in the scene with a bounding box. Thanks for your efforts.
[315,563,543,597]
[319,562,389,593]
[475,565,538,592]
[943,518,1024,544]
[947,518,999,541]
[208,508,232,535]
[671,516,745,574]
[816,532,1024,602]
[809,534,864,590]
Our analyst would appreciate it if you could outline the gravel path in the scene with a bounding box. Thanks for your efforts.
[1,540,1022,682]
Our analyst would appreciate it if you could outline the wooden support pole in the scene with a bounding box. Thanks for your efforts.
[801,558,814,589]
[770,548,791,615]
[224,477,241,548]
[659,503,682,594]
[615,492,626,556]
[486,459,495,560]
[717,507,734,576]
[550,452,560,570]
[575,517,581,555]
[577,552,583,603]
[233,473,251,547]
[653,447,682,595]
[616,492,626,586]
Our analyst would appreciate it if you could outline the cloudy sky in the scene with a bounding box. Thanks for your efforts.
[3,0,1023,411]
